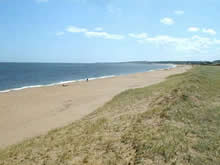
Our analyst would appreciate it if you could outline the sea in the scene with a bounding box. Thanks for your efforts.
[0,62,175,92]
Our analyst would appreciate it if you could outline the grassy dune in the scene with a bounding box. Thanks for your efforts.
[1,66,220,165]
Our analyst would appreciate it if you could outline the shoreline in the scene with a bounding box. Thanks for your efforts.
[0,64,176,93]
[0,64,188,148]
[0,75,116,93]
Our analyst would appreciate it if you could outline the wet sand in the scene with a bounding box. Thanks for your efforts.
[0,65,191,148]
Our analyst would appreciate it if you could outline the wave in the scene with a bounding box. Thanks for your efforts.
[0,65,176,93]
[0,75,116,93]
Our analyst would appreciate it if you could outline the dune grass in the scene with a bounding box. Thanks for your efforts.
[0,66,220,165]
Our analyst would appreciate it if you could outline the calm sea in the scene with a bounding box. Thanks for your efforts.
[0,62,174,92]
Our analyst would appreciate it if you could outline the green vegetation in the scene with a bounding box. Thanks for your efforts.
[1,66,220,165]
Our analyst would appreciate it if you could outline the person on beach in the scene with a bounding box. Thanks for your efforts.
[86,78,88,82]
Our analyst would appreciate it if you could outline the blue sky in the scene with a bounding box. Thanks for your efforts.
[0,0,220,62]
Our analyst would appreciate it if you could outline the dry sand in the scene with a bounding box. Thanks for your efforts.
[0,65,191,148]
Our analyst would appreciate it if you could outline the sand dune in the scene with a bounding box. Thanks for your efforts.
[0,65,191,148]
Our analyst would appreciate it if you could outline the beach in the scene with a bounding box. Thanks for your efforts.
[0,65,190,148]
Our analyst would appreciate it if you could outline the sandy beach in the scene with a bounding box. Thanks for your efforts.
[0,65,191,148]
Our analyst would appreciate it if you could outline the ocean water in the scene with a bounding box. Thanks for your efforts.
[0,62,174,92]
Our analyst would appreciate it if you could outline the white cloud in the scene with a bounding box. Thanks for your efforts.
[36,0,48,3]
[85,31,124,40]
[66,26,88,33]
[128,33,148,39]
[94,27,103,31]
[187,27,217,35]
[188,27,200,32]
[174,10,184,15]
[66,26,124,40]
[202,28,216,35]
[56,32,65,36]
[160,17,175,25]
[136,35,220,53]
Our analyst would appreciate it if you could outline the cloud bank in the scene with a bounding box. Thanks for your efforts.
[133,34,220,53]
[61,25,219,54]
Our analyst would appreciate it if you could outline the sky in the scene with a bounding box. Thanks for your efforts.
[0,0,220,63]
